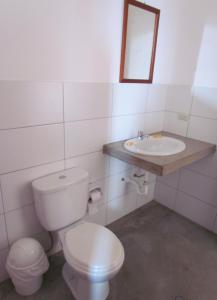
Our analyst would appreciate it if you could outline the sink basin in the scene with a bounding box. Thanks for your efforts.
[124,136,186,156]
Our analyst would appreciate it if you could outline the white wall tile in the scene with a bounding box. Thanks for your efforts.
[145,112,164,134]
[136,181,155,208]
[125,192,139,215]
[1,161,64,212]
[188,116,217,144]
[192,87,217,119]
[33,231,52,252]
[65,118,110,158]
[65,152,109,182]
[154,182,177,210]
[179,169,217,207]
[112,84,148,116]
[106,192,137,224]
[0,248,9,282]
[5,205,43,244]
[0,185,3,214]
[166,85,192,113]
[164,112,188,136]
[186,152,217,180]
[0,215,8,250]
[64,82,113,121]
[110,114,145,142]
[146,171,157,183]
[0,82,63,129]
[105,171,134,203]
[108,157,132,176]
[85,203,107,226]
[157,170,180,189]
[146,84,167,112]
[0,124,64,174]
[175,192,217,231]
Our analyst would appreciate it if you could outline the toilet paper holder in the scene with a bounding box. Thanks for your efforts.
[88,187,103,215]
[88,187,103,203]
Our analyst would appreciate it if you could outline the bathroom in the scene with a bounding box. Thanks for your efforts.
[0,0,217,299]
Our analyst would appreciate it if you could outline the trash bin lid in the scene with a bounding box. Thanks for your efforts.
[7,238,45,269]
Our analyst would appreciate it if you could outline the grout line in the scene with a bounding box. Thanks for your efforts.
[3,202,34,215]
[162,85,169,131]
[212,212,217,232]
[0,122,64,131]
[0,148,133,178]
[0,180,10,247]
[178,189,217,210]
[0,113,165,132]
[182,167,217,183]
[106,84,112,178]
[62,82,66,170]
[184,166,217,181]
[190,113,217,121]
[0,159,64,176]
[111,83,115,117]
[173,170,182,211]
[158,180,217,211]
[165,110,217,122]
[186,87,195,137]
[65,150,105,162]
[64,111,164,123]
[2,169,140,215]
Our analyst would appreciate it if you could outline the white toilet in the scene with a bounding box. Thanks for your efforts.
[32,168,125,300]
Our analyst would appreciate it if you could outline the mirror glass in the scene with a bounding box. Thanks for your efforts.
[120,1,160,84]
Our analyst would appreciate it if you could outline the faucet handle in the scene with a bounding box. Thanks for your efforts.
[138,130,144,137]
[137,130,144,140]
[137,130,149,140]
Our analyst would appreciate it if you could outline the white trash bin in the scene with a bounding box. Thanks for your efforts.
[6,238,49,296]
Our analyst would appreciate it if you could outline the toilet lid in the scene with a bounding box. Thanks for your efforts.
[63,222,124,274]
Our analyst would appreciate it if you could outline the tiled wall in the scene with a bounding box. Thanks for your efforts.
[155,85,217,234]
[0,81,167,282]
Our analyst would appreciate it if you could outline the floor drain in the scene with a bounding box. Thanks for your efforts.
[175,297,185,300]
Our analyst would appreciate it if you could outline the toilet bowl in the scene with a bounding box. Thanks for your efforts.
[32,168,125,300]
[59,222,124,300]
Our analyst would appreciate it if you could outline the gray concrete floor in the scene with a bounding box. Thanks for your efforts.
[1,201,217,300]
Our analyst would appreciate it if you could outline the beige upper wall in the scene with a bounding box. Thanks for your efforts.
[0,0,216,85]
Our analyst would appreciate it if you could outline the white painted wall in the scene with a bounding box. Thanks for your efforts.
[1,0,216,85]
[0,0,123,82]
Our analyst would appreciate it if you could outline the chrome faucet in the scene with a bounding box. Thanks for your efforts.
[137,130,149,140]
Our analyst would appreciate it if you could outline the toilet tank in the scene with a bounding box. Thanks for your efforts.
[32,168,89,231]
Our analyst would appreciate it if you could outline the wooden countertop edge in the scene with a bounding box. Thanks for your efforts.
[162,145,216,176]
[103,144,163,175]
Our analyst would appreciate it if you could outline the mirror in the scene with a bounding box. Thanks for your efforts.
[120,0,160,84]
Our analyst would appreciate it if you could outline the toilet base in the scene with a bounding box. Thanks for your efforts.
[62,263,109,300]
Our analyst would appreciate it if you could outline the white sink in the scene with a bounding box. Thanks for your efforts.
[124,135,186,156]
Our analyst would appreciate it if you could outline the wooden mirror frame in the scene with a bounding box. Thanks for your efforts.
[119,0,160,84]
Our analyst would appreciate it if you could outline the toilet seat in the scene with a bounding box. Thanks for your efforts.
[62,222,125,280]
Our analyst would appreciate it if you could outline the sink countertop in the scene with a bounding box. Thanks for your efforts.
[103,131,216,176]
